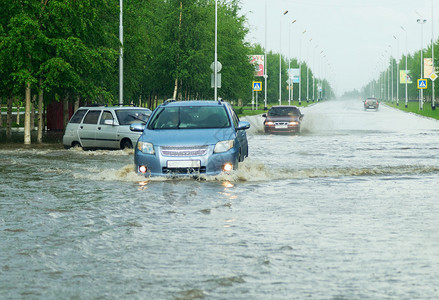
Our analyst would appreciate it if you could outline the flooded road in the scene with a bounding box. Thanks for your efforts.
[1,99,439,299]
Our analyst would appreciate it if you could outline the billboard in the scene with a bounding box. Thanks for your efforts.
[288,68,300,83]
[249,55,264,76]
[400,70,412,84]
[424,58,434,78]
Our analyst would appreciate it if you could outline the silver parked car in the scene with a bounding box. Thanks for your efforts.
[63,106,151,150]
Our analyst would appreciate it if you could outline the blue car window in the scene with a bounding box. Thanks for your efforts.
[148,106,230,129]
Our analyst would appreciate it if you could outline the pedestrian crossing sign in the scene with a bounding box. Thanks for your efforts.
[417,79,427,89]
[252,81,262,91]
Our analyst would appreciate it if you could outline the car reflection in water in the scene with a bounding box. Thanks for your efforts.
[262,105,304,135]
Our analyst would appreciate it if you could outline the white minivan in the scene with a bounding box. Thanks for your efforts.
[63,106,151,150]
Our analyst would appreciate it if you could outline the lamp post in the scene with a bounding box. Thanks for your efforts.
[279,10,289,105]
[401,26,408,107]
[214,0,218,101]
[264,0,268,110]
[431,0,436,110]
[393,35,399,105]
[312,45,318,102]
[388,45,394,103]
[307,38,312,103]
[417,18,427,110]
[382,63,385,100]
[299,30,306,105]
[288,20,297,105]
[384,49,390,101]
[119,0,123,106]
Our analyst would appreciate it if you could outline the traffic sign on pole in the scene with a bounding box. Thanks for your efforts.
[417,79,427,89]
[252,81,262,91]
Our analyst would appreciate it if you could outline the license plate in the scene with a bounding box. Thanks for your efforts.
[167,160,201,168]
[275,125,288,129]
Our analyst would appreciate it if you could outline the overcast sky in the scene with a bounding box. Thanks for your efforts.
[238,0,438,95]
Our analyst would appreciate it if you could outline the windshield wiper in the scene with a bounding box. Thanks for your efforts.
[128,114,147,124]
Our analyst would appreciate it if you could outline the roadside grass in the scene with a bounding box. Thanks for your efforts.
[384,100,439,121]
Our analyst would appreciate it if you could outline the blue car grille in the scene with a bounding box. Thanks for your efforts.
[161,146,208,157]
[162,167,207,174]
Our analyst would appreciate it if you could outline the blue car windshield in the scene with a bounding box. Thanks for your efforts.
[148,106,230,129]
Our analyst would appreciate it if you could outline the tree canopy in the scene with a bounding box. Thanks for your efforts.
[1,0,333,115]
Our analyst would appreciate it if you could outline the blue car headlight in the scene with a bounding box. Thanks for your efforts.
[214,140,234,153]
[137,141,155,154]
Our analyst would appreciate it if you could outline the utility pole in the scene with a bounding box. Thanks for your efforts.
[432,0,436,110]
[119,0,123,106]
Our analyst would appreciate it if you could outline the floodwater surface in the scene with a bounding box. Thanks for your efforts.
[1,99,439,299]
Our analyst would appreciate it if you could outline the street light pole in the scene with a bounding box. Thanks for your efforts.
[307,38,312,103]
[214,0,218,102]
[299,30,306,105]
[401,26,408,108]
[394,35,399,105]
[389,45,394,103]
[432,0,436,110]
[279,10,289,105]
[119,0,123,106]
[417,18,427,110]
[264,0,268,110]
[288,20,296,105]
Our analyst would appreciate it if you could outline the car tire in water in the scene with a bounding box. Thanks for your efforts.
[121,139,133,149]
[72,142,82,149]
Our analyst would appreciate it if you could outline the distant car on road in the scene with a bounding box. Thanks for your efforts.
[63,106,151,150]
[262,105,304,134]
[131,100,250,176]
[364,98,379,111]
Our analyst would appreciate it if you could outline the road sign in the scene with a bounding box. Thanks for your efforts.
[429,72,438,81]
[252,81,262,91]
[417,79,427,89]
[210,61,222,73]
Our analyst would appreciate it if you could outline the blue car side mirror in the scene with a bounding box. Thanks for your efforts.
[130,123,145,132]
[237,121,250,130]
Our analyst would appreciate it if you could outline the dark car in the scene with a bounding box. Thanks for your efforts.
[262,105,304,134]
[364,98,379,111]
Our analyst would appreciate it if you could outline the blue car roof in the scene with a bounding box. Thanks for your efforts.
[162,100,226,107]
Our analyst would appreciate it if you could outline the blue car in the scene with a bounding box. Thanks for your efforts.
[130,100,250,176]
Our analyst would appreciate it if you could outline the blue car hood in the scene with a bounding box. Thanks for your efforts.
[140,127,235,146]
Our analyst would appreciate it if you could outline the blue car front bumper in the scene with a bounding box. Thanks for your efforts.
[134,145,239,177]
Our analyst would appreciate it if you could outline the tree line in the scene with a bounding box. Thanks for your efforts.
[362,41,439,104]
[0,0,334,144]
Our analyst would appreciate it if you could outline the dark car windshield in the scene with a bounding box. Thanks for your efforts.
[268,107,301,117]
[116,109,151,125]
[148,106,230,129]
